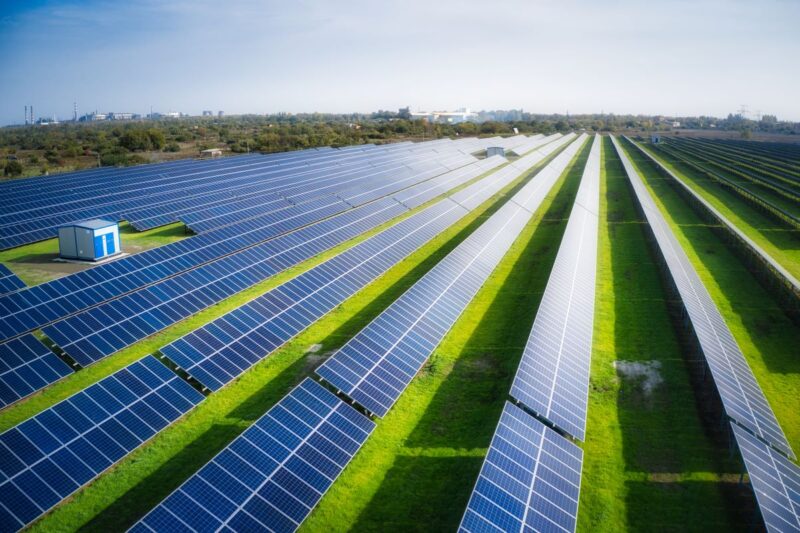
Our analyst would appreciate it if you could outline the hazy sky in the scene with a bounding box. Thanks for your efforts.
[1,0,798,125]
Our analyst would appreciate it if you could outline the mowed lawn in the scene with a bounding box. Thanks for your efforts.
[634,139,800,281]
[619,136,800,454]
[578,137,751,532]
[22,145,573,531]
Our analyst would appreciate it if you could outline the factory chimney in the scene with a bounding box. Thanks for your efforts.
[25,105,28,125]
[73,101,78,122]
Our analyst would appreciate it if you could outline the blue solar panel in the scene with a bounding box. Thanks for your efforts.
[0,356,203,531]
[130,378,374,533]
[317,135,586,417]
[510,135,600,441]
[459,402,583,533]
[612,136,794,459]
[0,265,25,296]
[731,423,800,533]
[0,335,72,409]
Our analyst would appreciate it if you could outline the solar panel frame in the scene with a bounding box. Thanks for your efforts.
[0,335,73,409]
[0,265,25,296]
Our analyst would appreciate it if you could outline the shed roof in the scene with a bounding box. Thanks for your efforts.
[63,219,117,230]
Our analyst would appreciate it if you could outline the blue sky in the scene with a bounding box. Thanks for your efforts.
[0,0,798,125]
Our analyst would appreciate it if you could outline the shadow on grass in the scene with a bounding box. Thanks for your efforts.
[607,138,756,528]
[627,140,800,376]
[350,455,485,532]
[624,479,755,533]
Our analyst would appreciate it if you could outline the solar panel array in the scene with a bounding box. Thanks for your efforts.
[459,402,583,533]
[0,147,481,343]
[0,153,510,409]
[611,135,794,459]
[130,378,374,533]
[510,135,601,441]
[0,265,25,296]
[0,356,203,531]
[317,134,585,417]
[0,135,541,249]
[730,423,800,533]
[157,159,522,393]
[0,335,72,408]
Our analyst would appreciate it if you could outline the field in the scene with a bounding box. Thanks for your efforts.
[0,133,797,532]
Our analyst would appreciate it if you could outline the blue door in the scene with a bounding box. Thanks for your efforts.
[105,233,115,254]
[93,235,104,258]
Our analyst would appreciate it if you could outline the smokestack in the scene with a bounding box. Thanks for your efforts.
[73,101,78,122]
[30,105,34,125]
[25,105,28,125]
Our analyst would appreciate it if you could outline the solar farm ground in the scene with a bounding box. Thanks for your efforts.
[0,135,797,532]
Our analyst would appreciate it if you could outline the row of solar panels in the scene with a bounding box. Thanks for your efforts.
[0,135,542,249]
[460,135,599,532]
[130,134,585,532]
[0,136,562,346]
[0,141,455,248]
[611,136,800,532]
[0,150,512,408]
[0,134,570,530]
[626,138,800,297]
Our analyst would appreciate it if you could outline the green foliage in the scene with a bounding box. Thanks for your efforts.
[4,159,22,176]
[163,142,180,152]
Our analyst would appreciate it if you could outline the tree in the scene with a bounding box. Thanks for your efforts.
[4,160,23,176]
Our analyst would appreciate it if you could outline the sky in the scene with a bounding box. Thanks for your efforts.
[0,0,798,126]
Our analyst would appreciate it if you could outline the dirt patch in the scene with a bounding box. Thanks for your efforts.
[613,360,663,396]
[306,344,323,354]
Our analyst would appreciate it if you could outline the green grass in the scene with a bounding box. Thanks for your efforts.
[577,137,751,532]
[25,146,571,532]
[618,136,800,455]
[634,140,800,280]
[302,137,591,532]
[0,222,187,286]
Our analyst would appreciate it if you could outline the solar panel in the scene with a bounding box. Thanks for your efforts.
[0,356,203,531]
[156,166,518,392]
[731,423,800,533]
[317,135,586,417]
[611,136,795,459]
[510,135,600,441]
[0,335,73,409]
[459,402,583,533]
[0,265,25,296]
[130,378,374,533]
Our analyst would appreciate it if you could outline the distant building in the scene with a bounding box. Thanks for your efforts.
[651,134,661,144]
[108,112,134,120]
[218,110,224,117]
[200,148,223,158]
[409,108,477,124]
[80,113,107,122]
[672,121,681,128]
[202,110,213,116]
[398,106,411,119]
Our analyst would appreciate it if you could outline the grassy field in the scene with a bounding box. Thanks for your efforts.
[634,140,800,280]
[577,137,755,531]
[618,137,800,453]
[22,144,572,531]
[0,221,187,286]
[303,137,590,532]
